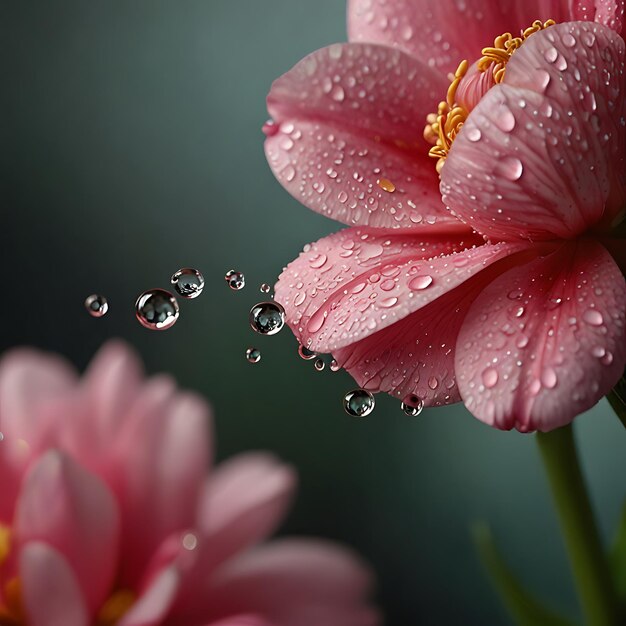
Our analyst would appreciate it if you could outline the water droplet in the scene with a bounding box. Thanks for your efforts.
[135,289,179,331]
[260,283,271,294]
[544,46,558,63]
[401,394,424,416]
[482,367,498,388]
[582,309,603,326]
[249,301,286,335]
[309,253,328,269]
[541,367,558,389]
[298,345,316,360]
[246,347,261,363]
[466,127,482,142]
[314,358,325,371]
[380,296,398,308]
[343,389,375,417]
[84,294,108,318]
[495,156,523,181]
[408,275,433,290]
[377,178,396,193]
[171,268,204,299]
[330,359,340,372]
[225,269,245,291]
[182,533,198,551]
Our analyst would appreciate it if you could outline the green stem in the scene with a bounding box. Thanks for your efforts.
[537,425,619,626]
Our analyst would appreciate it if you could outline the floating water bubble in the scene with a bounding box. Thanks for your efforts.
[343,389,375,417]
[260,283,271,294]
[246,347,261,363]
[298,345,316,360]
[314,358,325,371]
[249,301,285,335]
[84,294,108,318]
[182,533,198,551]
[171,268,204,299]
[135,289,179,331]
[330,359,340,372]
[225,270,245,291]
[401,394,424,416]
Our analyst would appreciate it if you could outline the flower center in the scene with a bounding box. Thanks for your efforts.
[424,19,556,172]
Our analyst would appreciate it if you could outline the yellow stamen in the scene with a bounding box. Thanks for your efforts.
[0,525,11,566]
[0,578,25,625]
[424,19,555,172]
[96,589,136,626]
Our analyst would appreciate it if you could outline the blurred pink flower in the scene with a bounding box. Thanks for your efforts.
[265,0,626,431]
[0,341,378,626]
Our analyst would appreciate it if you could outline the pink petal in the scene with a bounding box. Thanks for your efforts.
[0,348,76,450]
[266,42,464,232]
[347,0,573,74]
[118,566,180,626]
[275,227,528,353]
[15,451,120,613]
[204,616,274,626]
[441,23,626,240]
[117,391,210,586]
[197,454,296,565]
[188,539,378,626]
[20,542,89,626]
[455,240,626,431]
[571,0,625,32]
[334,240,551,405]
[81,340,143,439]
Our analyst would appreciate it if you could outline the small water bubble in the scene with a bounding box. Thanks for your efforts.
[171,268,204,299]
[482,367,499,388]
[225,269,245,291]
[249,301,286,335]
[582,309,603,326]
[246,347,261,363]
[84,294,108,318]
[330,359,340,372]
[466,127,482,142]
[135,289,179,331]
[314,358,325,371]
[343,389,375,417]
[182,533,198,551]
[298,345,316,360]
[408,275,433,290]
[401,394,424,416]
[260,283,271,294]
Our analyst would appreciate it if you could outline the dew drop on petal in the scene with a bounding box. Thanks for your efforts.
[182,533,198,551]
[343,389,375,417]
[377,178,396,193]
[249,301,286,335]
[541,367,558,389]
[408,275,433,290]
[225,269,245,291]
[482,367,499,388]
[494,156,523,181]
[135,289,179,331]
[246,347,261,363]
[466,127,482,142]
[314,358,325,371]
[298,345,316,360]
[84,294,108,318]
[401,394,424,416]
[582,309,603,326]
[171,268,204,299]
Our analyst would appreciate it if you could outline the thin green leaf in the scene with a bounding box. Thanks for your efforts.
[610,502,626,601]
[607,388,626,430]
[473,522,577,626]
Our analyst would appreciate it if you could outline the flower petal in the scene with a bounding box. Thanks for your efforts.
[0,348,75,449]
[441,23,626,240]
[20,542,89,626]
[117,391,210,586]
[15,452,120,613]
[266,42,464,232]
[455,240,626,431]
[275,227,528,353]
[334,239,550,405]
[190,539,378,626]
[197,454,296,565]
[347,0,573,74]
[119,566,180,626]
[204,617,274,626]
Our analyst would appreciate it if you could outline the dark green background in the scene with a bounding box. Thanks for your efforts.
[4,2,625,624]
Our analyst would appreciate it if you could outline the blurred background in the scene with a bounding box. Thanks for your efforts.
[4,1,626,624]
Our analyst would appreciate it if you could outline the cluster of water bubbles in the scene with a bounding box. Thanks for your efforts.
[85,267,205,331]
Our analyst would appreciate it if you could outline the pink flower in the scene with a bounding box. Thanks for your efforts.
[0,341,378,626]
[264,0,626,432]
